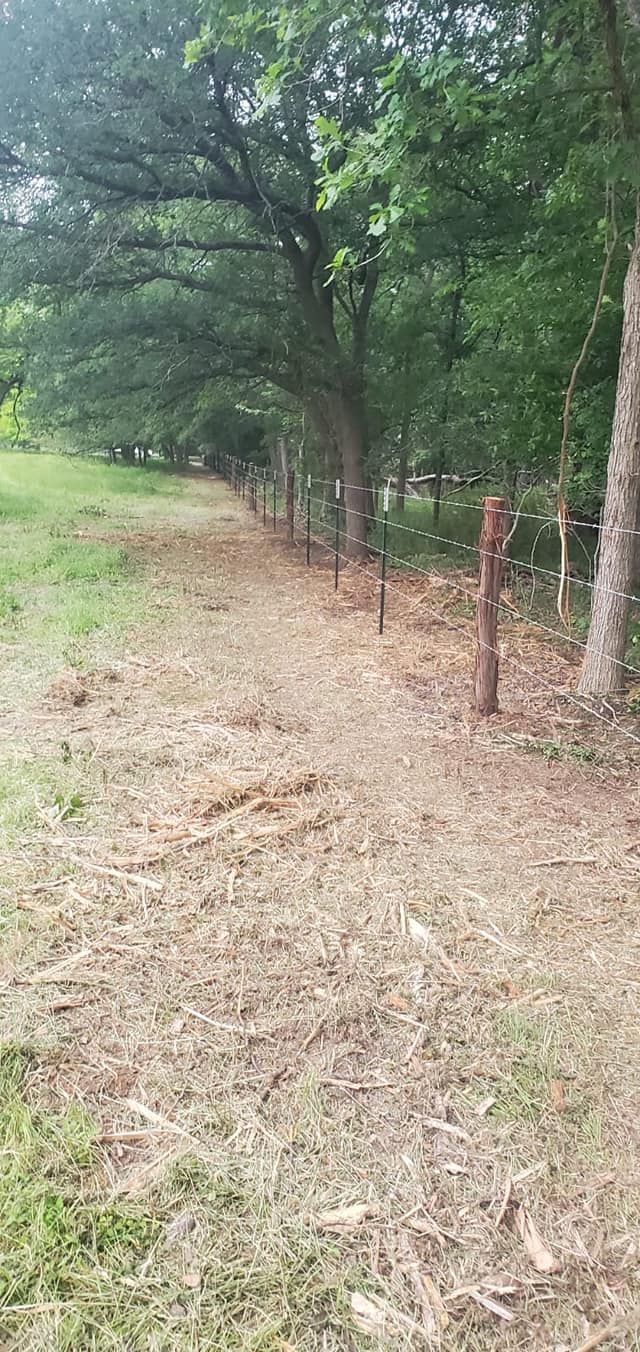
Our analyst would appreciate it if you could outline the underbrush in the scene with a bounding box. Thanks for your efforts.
[368,488,597,580]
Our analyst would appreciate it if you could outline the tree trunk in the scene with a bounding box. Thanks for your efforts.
[277,435,288,477]
[397,404,411,513]
[330,388,369,557]
[433,446,445,526]
[578,197,640,695]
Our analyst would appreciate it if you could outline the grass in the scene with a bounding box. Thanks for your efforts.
[519,737,599,764]
[0,754,88,841]
[0,451,183,707]
[367,487,596,577]
[0,1046,363,1351]
[4,463,640,1349]
[0,450,184,843]
[0,451,185,846]
[0,451,181,664]
[0,1044,160,1347]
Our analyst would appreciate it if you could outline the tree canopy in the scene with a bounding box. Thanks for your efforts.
[1,0,640,683]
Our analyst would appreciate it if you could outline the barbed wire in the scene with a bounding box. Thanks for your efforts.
[301,512,640,750]
[222,461,640,748]
[301,504,640,677]
[303,491,640,609]
[307,475,640,538]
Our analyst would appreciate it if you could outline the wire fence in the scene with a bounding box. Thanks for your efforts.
[207,453,640,754]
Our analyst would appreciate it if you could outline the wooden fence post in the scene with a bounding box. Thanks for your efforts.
[286,471,295,542]
[474,496,507,716]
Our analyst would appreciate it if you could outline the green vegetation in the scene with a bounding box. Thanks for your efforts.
[0,1045,159,1345]
[0,1047,363,1351]
[0,452,184,846]
[1,0,640,687]
[0,452,178,661]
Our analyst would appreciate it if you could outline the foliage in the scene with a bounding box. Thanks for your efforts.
[0,0,639,516]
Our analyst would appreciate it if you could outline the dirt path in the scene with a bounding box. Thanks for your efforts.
[4,475,640,1350]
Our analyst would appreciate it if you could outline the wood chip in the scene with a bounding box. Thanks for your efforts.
[471,1290,515,1321]
[421,1273,449,1330]
[350,1291,427,1341]
[48,995,86,1012]
[514,1204,559,1273]
[181,1004,251,1035]
[25,948,91,984]
[550,1079,566,1112]
[407,916,431,948]
[528,854,597,868]
[313,1202,374,1234]
[124,1098,193,1141]
[323,1077,397,1092]
[495,1175,513,1228]
[423,1116,471,1143]
[474,1095,496,1117]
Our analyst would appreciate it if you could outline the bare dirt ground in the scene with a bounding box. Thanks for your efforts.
[3,473,640,1350]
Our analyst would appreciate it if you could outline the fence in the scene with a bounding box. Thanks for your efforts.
[207,452,640,754]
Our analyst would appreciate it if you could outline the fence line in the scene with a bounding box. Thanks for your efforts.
[302,506,640,677]
[301,512,640,750]
[211,454,640,746]
[311,477,640,539]
[305,491,640,608]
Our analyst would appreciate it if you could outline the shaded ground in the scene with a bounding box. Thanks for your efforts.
[2,471,640,1350]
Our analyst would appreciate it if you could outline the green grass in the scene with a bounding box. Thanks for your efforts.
[518,737,599,764]
[0,450,179,523]
[0,1047,365,1351]
[0,450,187,847]
[0,753,88,840]
[368,487,597,579]
[0,450,181,685]
[0,1045,159,1344]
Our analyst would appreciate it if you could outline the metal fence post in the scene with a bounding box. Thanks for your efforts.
[272,470,277,531]
[306,474,311,566]
[286,470,295,542]
[379,480,389,634]
[334,477,341,590]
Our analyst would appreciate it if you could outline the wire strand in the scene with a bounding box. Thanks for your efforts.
[302,515,640,750]
[229,477,640,748]
[310,477,640,539]
[305,492,640,608]
[306,512,640,674]
[252,493,640,671]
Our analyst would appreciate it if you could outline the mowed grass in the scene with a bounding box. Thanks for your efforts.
[0,452,182,842]
[0,1047,358,1350]
[0,458,361,1351]
[0,451,179,653]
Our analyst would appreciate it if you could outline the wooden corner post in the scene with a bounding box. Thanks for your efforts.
[474,496,507,716]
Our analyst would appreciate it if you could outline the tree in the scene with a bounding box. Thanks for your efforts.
[0,0,417,553]
[2,0,639,614]
[578,0,640,694]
